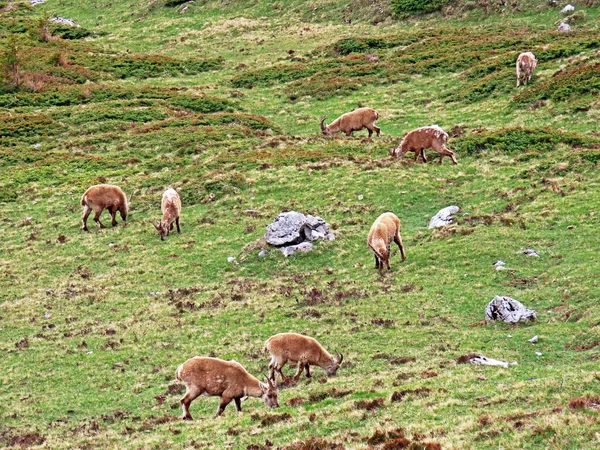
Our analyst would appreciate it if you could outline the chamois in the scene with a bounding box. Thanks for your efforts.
[367,212,406,274]
[176,357,279,420]
[81,184,129,231]
[516,52,537,87]
[265,333,343,382]
[152,188,181,240]
[391,125,457,165]
[320,107,380,138]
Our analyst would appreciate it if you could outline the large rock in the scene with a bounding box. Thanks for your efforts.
[428,206,459,229]
[265,211,334,246]
[485,296,537,323]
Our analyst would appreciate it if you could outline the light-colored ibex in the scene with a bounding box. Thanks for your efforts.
[176,356,279,420]
[81,184,129,231]
[516,52,537,87]
[320,107,380,138]
[368,212,406,275]
[152,188,181,240]
[265,333,343,382]
[390,125,457,165]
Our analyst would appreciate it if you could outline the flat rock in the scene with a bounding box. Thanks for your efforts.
[280,242,313,257]
[428,206,459,229]
[518,248,540,257]
[485,296,537,323]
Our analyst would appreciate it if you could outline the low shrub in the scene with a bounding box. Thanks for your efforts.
[454,127,597,155]
[391,0,451,15]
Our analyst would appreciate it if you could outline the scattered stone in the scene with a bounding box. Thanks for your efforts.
[535,352,543,356]
[558,22,572,32]
[518,248,540,257]
[258,249,268,258]
[493,260,507,270]
[280,242,313,257]
[358,194,364,200]
[528,335,539,344]
[32,143,42,148]
[485,296,537,323]
[30,0,47,5]
[108,242,115,247]
[50,17,80,27]
[428,206,459,229]
[44,313,51,319]
[566,224,576,229]
[227,256,237,263]
[561,4,575,14]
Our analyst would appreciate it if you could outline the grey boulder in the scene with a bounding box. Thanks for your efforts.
[485,296,537,323]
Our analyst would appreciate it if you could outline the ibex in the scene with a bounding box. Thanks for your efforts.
[152,188,181,240]
[368,212,406,275]
[390,125,457,165]
[516,52,537,87]
[176,356,279,419]
[320,107,380,138]
[265,333,343,382]
[81,184,129,231]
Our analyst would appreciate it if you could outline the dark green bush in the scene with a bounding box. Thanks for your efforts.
[454,127,597,155]
[391,0,452,15]
[50,25,93,40]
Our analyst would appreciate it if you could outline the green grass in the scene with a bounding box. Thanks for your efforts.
[1,1,600,449]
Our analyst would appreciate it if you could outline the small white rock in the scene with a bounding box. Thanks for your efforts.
[44,313,51,319]
[358,194,364,200]
[510,361,518,366]
[227,256,236,263]
[535,352,543,356]
[87,351,93,355]
[561,4,575,14]
[108,242,115,247]
[528,335,539,343]
[32,143,42,148]
[258,250,268,258]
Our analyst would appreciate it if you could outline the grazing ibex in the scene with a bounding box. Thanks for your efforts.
[390,125,457,165]
[152,188,181,240]
[320,107,380,138]
[368,212,406,275]
[516,52,537,87]
[176,356,279,420]
[265,333,343,382]
[81,184,129,231]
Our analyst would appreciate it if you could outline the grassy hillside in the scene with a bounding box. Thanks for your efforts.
[1,1,600,449]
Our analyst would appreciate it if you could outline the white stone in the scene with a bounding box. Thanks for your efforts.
[227,256,236,263]
[428,206,459,229]
[528,335,539,343]
[561,4,575,14]
[518,248,540,257]
[558,22,572,32]
[470,356,509,368]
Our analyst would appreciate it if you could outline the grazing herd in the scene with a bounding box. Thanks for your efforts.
[77,50,538,420]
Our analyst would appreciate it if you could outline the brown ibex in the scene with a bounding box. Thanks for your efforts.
[265,333,343,382]
[367,212,406,275]
[176,356,279,419]
[320,107,380,138]
[81,184,129,231]
[391,125,457,165]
